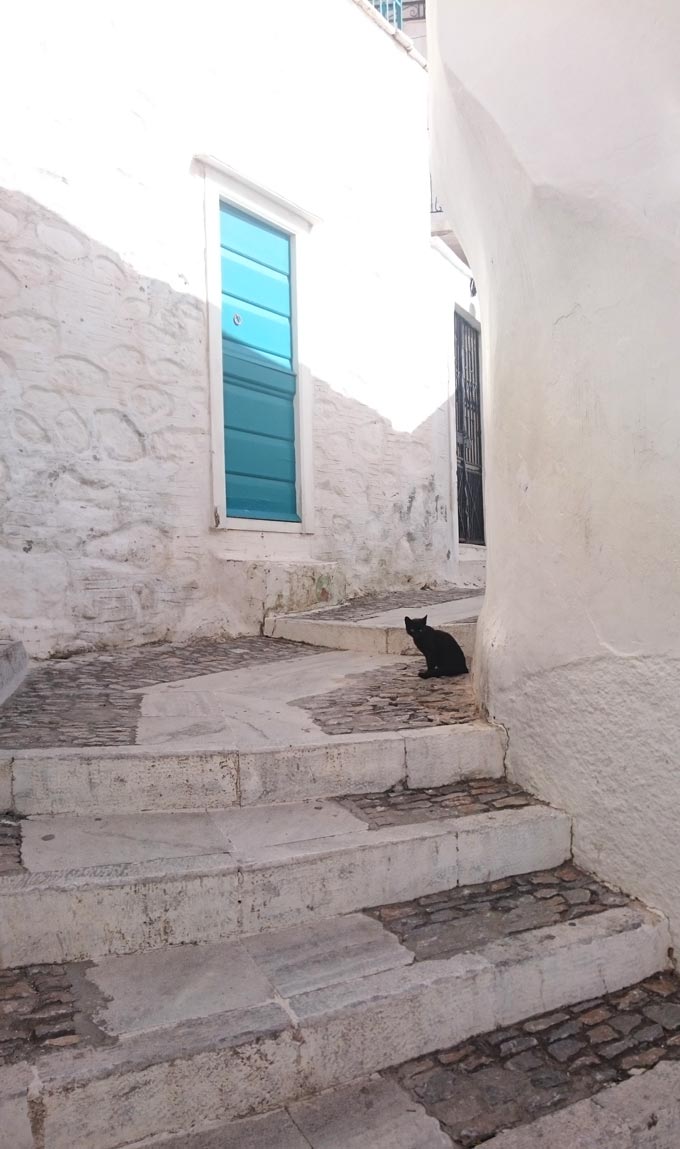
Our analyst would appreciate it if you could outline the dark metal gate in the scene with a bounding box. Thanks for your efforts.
[455,311,485,545]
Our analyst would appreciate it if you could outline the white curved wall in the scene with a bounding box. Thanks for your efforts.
[430,1,680,941]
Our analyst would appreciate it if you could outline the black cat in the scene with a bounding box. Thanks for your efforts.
[404,615,468,679]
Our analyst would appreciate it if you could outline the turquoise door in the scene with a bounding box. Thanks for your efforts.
[220,202,300,522]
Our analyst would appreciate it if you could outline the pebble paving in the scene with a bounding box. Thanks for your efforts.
[298,585,483,622]
[0,814,22,875]
[394,972,680,1147]
[0,964,84,1065]
[368,864,629,961]
[0,637,322,749]
[296,662,479,735]
[1,634,480,749]
[338,778,536,828]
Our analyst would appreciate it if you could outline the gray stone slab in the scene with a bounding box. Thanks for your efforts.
[484,1059,680,1147]
[0,1062,33,1149]
[212,799,367,861]
[364,598,481,627]
[289,1074,454,1147]
[37,1001,293,1086]
[401,896,567,962]
[12,747,240,816]
[0,640,28,706]
[22,811,233,871]
[136,649,398,750]
[145,1110,311,1149]
[83,939,275,1036]
[244,913,413,996]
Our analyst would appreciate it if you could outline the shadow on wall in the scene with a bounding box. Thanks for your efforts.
[312,379,455,593]
[0,188,211,654]
[0,189,458,656]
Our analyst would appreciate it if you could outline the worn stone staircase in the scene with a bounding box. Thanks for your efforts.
[264,586,483,663]
[0,605,678,1147]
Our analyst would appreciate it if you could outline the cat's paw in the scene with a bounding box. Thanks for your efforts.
[418,669,431,679]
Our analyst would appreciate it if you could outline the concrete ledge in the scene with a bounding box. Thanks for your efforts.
[0,640,28,706]
[405,723,506,788]
[0,805,570,964]
[385,621,477,662]
[264,614,477,662]
[23,906,669,1149]
[9,724,505,816]
[0,853,241,965]
[12,747,240,816]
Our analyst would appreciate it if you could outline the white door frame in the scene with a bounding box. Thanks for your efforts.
[196,155,318,535]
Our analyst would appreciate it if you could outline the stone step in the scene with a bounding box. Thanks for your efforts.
[131,1078,454,1148]
[122,1049,680,1149]
[264,596,481,661]
[393,969,680,1146]
[0,869,668,1148]
[0,784,570,964]
[3,723,506,816]
[0,640,28,709]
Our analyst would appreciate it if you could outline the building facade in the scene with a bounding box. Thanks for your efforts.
[0,0,483,656]
[431,0,680,944]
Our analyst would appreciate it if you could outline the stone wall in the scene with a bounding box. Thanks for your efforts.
[430,0,680,943]
[0,0,476,655]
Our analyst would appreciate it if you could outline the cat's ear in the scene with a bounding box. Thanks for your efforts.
[423,615,428,625]
[404,616,411,625]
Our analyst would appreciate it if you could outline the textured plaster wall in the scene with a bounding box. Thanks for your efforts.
[430,0,680,943]
[0,0,471,655]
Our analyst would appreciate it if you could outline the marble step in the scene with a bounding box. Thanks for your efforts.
[0,869,668,1149]
[0,782,570,964]
[127,1056,680,1149]
[264,596,481,661]
[3,723,506,816]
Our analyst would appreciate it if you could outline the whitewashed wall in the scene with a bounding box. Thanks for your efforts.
[404,16,428,57]
[430,1,680,942]
[0,0,468,655]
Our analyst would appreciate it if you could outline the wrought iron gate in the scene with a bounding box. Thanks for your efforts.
[455,311,485,545]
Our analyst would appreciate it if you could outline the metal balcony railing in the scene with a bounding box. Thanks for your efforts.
[371,0,403,30]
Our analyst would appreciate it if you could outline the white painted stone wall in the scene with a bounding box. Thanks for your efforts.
[404,15,428,58]
[430,1,680,943]
[0,0,474,655]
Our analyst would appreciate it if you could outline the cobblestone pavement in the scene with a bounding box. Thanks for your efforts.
[368,865,630,961]
[0,637,322,749]
[0,814,22,875]
[297,663,479,735]
[339,779,536,828]
[0,964,86,1065]
[300,585,484,622]
[394,972,680,1147]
